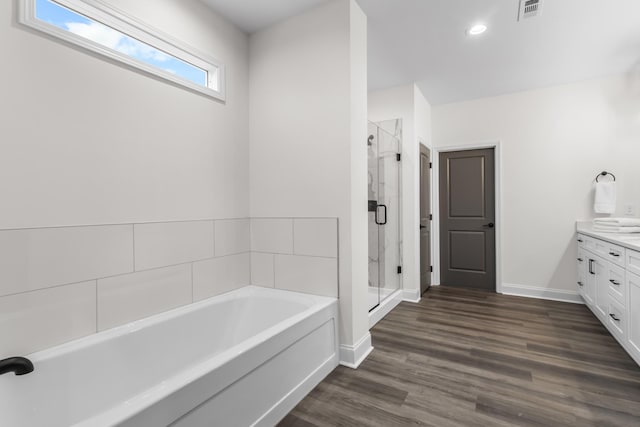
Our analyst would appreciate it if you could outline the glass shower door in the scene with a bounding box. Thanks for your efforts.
[368,121,402,312]
[368,123,381,311]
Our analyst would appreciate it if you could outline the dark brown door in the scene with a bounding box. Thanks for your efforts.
[420,144,432,294]
[439,148,496,291]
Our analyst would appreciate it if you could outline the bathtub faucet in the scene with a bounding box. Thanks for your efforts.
[0,357,34,376]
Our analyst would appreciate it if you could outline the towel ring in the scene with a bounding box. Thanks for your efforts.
[595,171,616,182]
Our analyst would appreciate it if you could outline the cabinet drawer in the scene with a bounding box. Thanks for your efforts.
[606,263,626,305]
[578,234,595,251]
[607,299,626,341]
[592,239,626,267]
[627,249,640,277]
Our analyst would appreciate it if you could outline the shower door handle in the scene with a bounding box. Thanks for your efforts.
[375,204,388,225]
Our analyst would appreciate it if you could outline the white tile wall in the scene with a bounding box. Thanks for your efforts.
[1,217,339,356]
[97,264,192,331]
[293,218,338,258]
[134,221,214,271]
[251,218,293,254]
[193,253,251,301]
[275,255,338,297]
[0,225,133,297]
[215,219,250,256]
[251,252,275,288]
[0,281,96,358]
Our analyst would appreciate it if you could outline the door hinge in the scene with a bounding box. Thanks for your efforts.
[430,266,433,272]
[429,162,432,169]
[397,266,402,274]
[396,153,401,161]
[429,214,432,220]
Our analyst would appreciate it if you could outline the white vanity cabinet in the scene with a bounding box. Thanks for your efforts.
[628,272,640,359]
[577,231,640,366]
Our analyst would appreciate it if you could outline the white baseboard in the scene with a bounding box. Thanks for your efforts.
[369,289,402,328]
[402,288,421,303]
[501,283,584,304]
[256,353,338,426]
[339,332,373,369]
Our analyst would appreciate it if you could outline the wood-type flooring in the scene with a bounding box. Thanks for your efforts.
[279,287,640,427]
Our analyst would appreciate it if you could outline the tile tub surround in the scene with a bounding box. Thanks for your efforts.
[0,217,339,359]
[0,219,249,359]
[250,218,339,298]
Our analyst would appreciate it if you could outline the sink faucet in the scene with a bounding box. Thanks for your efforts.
[0,357,34,376]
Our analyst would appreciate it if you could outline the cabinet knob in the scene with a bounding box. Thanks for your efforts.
[577,258,583,262]
[577,239,584,243]
[577,281,583,287]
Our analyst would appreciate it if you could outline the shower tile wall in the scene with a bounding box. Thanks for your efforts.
[0,217,338,359]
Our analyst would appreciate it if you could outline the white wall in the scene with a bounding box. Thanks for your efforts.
[432,73,640,295]
[0,0,251,357]
[249,0,369,356]
[368,84,432,300]
[0,0,250,229]
[414,85,433,147]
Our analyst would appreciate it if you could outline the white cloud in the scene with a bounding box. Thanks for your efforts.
[65,21,170,62]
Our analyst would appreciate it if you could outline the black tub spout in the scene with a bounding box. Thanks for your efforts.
[0,357,34,376]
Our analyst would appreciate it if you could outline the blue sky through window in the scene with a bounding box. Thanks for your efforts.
[35,0,208,87]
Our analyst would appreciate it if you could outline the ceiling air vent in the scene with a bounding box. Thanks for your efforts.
[518,0,543,21]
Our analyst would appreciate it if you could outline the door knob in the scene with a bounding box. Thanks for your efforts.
[483,223,494,228]
[420,225,426,229]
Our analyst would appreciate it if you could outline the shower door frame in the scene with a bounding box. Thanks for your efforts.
[368,120,403,312]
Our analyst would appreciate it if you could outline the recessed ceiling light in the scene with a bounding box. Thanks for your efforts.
[468,24,487,36]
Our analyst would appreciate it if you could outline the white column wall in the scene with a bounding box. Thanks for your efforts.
[249,0,370,359]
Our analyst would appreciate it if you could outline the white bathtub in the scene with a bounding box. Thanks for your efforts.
[0,286,339,427]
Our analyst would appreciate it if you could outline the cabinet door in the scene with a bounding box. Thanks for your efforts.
[584,255,596,307]
[627,272,640,363]
[592,256,609,321]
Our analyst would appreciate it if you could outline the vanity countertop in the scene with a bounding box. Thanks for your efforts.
[576,221,640,252]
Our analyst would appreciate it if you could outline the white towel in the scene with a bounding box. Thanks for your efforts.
[594,217,640,227]
[594,181,616,214]
[593,225,640,233]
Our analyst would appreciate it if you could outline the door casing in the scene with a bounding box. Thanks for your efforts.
[419,143,432,295]
[432,142,502,293]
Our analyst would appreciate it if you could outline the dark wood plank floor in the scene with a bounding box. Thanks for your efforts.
[279,287,640,427]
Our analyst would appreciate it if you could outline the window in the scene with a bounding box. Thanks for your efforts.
[20,0,225,101]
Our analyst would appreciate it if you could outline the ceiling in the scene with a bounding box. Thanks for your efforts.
[199,0,328,33]
[201,0,640,105]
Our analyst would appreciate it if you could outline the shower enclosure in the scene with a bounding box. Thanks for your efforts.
[368,120,402,312]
